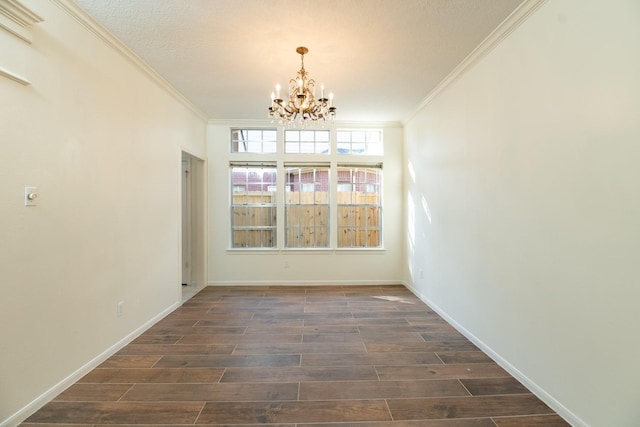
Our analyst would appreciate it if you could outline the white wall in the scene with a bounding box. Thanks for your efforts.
[207,122,404,285]
[0,0,206,424]
[404,1,640,426]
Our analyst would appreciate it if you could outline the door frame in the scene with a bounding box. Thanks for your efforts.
[181,150,207,297]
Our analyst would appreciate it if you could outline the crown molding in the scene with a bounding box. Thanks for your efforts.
[207,118,403,129]
[0,0,43,43]
[0,66,30,85]
[403,0,548,124]
[50,0,207,123]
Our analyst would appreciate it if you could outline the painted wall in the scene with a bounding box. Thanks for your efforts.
[207,122,404,285]
[0,0,206,424]
[404,1,640,426]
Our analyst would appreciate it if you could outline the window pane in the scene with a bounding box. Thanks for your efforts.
[337,131,350,142]
[300,142,314,153]
[285,141,300,153]
[231,129,277,153]
[336,129,383,155]
[285,130,300,141]
[351,131,366,142]
[337,166,382,248]
[285,166,330,248]
[315,205,329,226]
[337,183,352,193]
[285,130,330,154]
[352,142,366,153]
[263,140,277,153]
[315,141,329,153]
[300,131,315,142]
[230,165,277,248]
[316,132,329,142]
[337,142,351,154]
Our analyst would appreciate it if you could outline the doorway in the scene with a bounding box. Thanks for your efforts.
[181,151,206,302]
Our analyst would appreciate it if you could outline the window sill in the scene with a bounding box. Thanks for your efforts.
[226,248,279,254]
[226,247,386,254]
[334,247,386,254]
[281,248,334,255]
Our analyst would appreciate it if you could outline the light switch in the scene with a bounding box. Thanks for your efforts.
[25,187,38,206]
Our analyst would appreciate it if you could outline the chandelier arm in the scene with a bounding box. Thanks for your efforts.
[283,102,296,115]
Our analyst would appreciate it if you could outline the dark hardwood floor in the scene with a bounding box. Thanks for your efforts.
[23,285,570,426]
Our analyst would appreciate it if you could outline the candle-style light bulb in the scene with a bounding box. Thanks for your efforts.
[321,84,325,98]
[271,92,275,101]
[275,84,281,99]
[329,92,334,107]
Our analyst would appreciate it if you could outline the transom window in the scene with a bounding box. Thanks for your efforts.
[285,130,330,154]
[231,129,277,153]
[337,129,383,155]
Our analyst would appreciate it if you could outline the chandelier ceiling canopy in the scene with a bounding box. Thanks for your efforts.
[268,46,336,126]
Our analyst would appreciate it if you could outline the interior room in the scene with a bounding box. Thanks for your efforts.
[1,0,638,426]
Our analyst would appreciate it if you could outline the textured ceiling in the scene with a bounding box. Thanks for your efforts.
[73,0,525,122]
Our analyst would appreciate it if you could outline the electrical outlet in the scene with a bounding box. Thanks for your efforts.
[117,301,124,317]
[283,260,289,268]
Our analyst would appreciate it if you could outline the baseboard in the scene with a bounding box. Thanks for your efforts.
[207,280,403,287]
[402,281,586,427]
[2,301,180,427]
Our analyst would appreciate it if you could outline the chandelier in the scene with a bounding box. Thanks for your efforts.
[268,46,336,126]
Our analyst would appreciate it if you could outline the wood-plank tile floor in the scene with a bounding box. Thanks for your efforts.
[23,285,570,426]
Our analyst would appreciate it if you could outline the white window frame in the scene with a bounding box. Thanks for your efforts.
[337,164,383,248]
[230,163,277,248]
[231,128,277,153]
[284,164,330,248]
[285,129,330,154]
[227,127,385,251]
[336,129,383,155]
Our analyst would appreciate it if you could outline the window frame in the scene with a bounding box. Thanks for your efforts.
[227,127,385,252]
[284,163,331,249]
[336,164,383,249]
[284,129,331,154]
[229,162,278,249]
[336,129,383,155]
[231,128,277,154]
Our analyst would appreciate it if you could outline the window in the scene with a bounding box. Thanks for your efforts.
[230,164,277,248]
[337,165,382,248]
[285,165,330,248]
[337,129,383,155]
[285,130,330,154]
[231,129,277,153]
[228,128,384,250]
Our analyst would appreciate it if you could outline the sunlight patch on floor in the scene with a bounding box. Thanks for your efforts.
[372,295,415,304]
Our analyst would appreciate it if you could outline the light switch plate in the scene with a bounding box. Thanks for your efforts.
[25,187,38,206]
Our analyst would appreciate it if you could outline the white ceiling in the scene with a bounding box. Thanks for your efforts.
[74,0,525,123]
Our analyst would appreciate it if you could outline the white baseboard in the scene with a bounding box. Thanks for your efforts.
[207,280,403,286]
[2,301,180,427]
[402,281,586,427]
